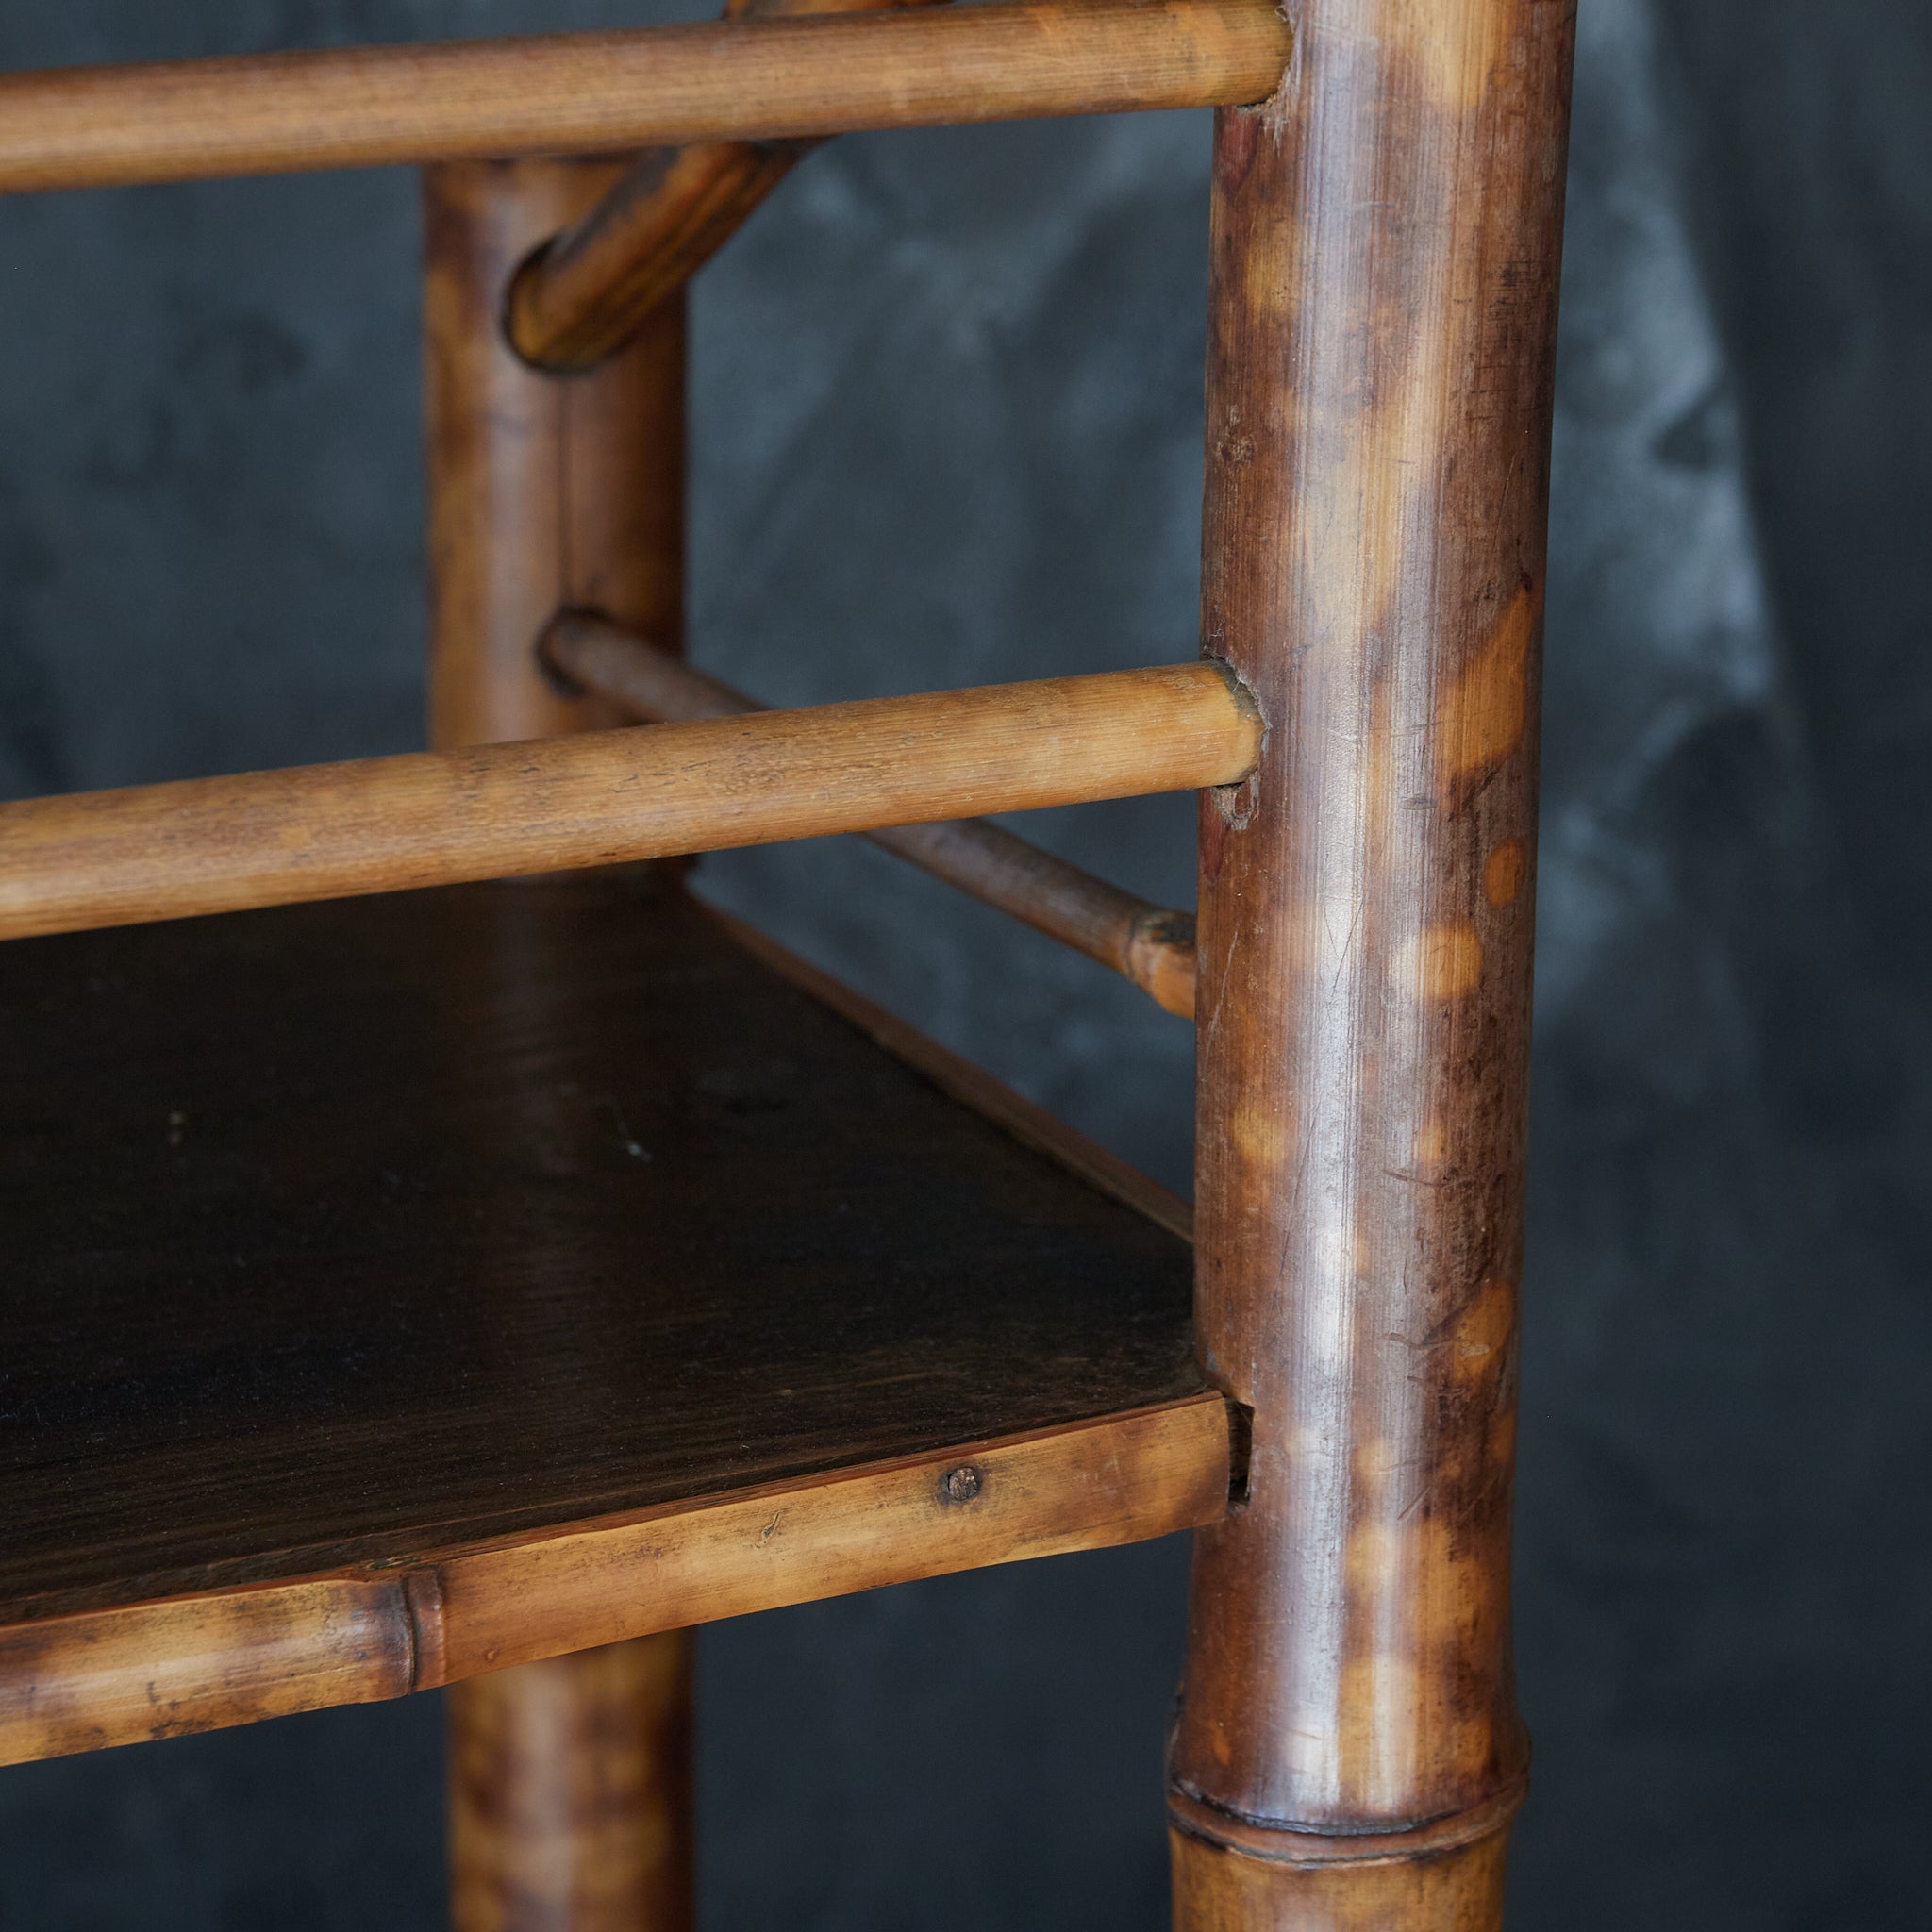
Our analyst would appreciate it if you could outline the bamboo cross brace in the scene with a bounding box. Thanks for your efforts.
[0,664,1260,942]
[0,0,1293,197]
[507,0,954,375]
[542,612,1199,1017]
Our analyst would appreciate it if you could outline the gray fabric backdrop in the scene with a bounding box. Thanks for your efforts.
[1,0,1926,1925]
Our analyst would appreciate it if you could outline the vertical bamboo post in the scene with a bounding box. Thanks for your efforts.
[425,156,684,746]
[1171,2,1576,1926]
[449,1640,695,1932]
[425,156,693,1932]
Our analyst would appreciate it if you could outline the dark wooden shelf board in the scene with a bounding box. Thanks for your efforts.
[0,870,1222,1764]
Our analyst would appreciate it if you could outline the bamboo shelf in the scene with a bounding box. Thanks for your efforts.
[0,868,1224,1767]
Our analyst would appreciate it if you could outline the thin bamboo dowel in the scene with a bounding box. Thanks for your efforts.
[508,0,948,374]
[0,0,1293,197]
[543,613,1199,1017]
[0,666,1259,944]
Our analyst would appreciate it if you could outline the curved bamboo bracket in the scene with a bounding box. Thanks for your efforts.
[506,0,954,375]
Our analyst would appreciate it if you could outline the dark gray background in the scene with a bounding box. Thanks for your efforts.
[1,0,1927,1925]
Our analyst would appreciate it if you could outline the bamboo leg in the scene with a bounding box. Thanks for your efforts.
[424,156,692,1932]
[1173,3,1577,1926]
[449,1641,695,1932]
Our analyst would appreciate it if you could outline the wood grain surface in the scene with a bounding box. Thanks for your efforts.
[0,873,1224,1763]
[546,613,1200,1016]
[0,662,1260,942]
[0,0,1294,196]
[709,905,1196,1243]
[1173,0,1577,1922]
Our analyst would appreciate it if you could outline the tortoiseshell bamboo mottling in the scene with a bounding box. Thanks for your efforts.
[1175,1,1578,1924]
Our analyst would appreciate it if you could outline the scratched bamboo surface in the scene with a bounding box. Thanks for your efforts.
[0,0,1292,195]
[0,872,1224,1765]
[506,0,949,373]
[544,613,1200,1016]
[1172,0,1577,1923]
[0,662,1259,942]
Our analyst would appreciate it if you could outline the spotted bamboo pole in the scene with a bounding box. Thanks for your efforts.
[1173,0,1577,1924]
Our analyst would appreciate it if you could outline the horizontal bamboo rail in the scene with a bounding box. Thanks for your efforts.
[0,0,1293,197]
[0,665,1259,943]
[543,613,1199,1016]
[508,0,946,374]
[0,1399,1227,1766]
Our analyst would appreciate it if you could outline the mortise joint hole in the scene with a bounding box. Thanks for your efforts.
[1225,1402,1256,1507]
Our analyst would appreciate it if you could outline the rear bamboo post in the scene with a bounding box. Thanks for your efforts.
[507,0,950,375]
[542,612,1199,1016]
[424,156,693,1932]
[1171,1,1576,1925]
[449,1639,694,1932]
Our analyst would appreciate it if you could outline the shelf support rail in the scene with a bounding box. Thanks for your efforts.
[542,611,1199,1017]
[0,664,1261,943]
[0,0,1293,198]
